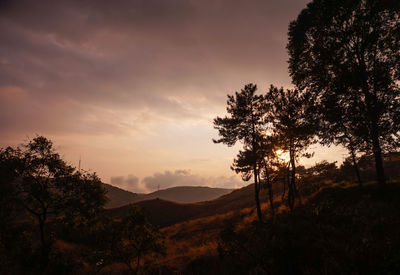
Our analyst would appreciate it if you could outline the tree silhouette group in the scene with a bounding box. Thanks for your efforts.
[0,137,164,274]
[214,0,400,220]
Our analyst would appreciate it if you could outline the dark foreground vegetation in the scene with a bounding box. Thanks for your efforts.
[197,182,400,275]
[1,136,400,274]
[0,136,165,274]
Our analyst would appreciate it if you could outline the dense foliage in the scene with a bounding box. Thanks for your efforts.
[217,183,400,275]
[0,137,106,272]
[288,0,400,185]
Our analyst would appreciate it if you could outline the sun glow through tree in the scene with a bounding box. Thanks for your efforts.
[276,149,289,161]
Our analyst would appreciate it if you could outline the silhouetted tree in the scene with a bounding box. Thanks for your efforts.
[61,171,108,229]
[258,134,280,217]
[319,106,365,186]
[265,86,316,211]
[0,136,107,270]
[231,134,279,218]
[213,84,266,222]
[98,206,164,274]
[288,0,400,186]
[0,147,21,270]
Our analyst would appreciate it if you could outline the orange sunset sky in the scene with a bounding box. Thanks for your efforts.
[0,0,346,193]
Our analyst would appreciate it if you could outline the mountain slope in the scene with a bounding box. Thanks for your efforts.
[199,182,400,274]
[134,186,234,204]
[104,184,234,208]
[107,184,273,227]
[103,183,138,208]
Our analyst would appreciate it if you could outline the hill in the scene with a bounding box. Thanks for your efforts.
[36,179,400,274]
[103,183,138,208]
[133,186,234,204]
[206,182,400,274]
[149,181,400,274]
[107,184,273,227]
[104,184,234,208]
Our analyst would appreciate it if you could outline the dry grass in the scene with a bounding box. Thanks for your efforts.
[77,181,354,273]
[54,239,77,252]
[154,180,353,271]
[157,199,282,270]
[159,212,233,269]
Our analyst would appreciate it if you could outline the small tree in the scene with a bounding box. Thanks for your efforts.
[102,206,164,274]
[265,86,317,211]
[1,136,107,270]
[258,134,280,217]
[61,171,108,228]
[213,84,266,222]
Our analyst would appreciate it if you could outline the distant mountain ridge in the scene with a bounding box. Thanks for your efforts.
[103,183,234,208]
[107,183,274,227]
[136,186,234,204]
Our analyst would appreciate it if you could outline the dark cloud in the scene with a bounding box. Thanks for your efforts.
[0,0,325,188]
[0,0,308,136]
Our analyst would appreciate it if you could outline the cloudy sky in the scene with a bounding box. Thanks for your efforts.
[0,0,345,193]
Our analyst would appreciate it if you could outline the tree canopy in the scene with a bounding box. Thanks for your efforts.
[287,0,400,185]
[214,84,317,215]
[213,84,267,221]
[0,136,107,270]
[265,86,317,211]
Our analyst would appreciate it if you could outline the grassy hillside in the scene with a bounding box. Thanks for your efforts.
[106,180,400,274]
[11,178,400,274]
[9,179,400,274]
[177,182,400,274]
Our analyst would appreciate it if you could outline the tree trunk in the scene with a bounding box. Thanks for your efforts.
[267,177,274,217]
[288,146,296,212]
[360,64,386,186]
[264,165,274,217]
[369,102,386,186]
[254,166,263,222]
[291,161,296,211]
[249,101,262,222]
[134,252,141,275]
[350,149,362,186]
[288,181,294,212]
[39,215,49,271]
[281,163,290,202]
[39,217,45,249]
[292,158,303,205]
[372,135,386,186]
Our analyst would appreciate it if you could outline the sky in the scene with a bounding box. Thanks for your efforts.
[0,0,346,193]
